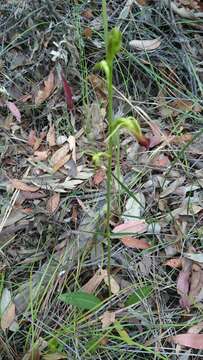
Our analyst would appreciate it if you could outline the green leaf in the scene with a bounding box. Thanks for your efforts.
[114,320,134,345]
[125,285,153,307]
[59,291,102,310]
[85,336,101,354]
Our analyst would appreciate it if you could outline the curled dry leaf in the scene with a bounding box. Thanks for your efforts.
[10,179,39,192]
[47,125,56,147]
[35,71,55,106]
[6,101,21,122]
[121,236,150,249]
[47,193,60,214]
[170,334,203,350]
[113,220,148,235]
[164,258,182,268]
[100,311,116,329]
[129,37,161,51]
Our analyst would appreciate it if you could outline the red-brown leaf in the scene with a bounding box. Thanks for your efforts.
[61,73,74,111]
[121,236,150,249]
[113,220,148,234]
[93,168,106,186]
[171,334,203,349]
[10,179,39,192]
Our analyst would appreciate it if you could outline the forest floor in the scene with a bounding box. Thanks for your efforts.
[0,1,203,359]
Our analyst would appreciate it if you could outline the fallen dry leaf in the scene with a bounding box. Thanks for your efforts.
[10,179,39,192]
[33,150,49,161]
[61,73,74,111]
[50,143,70,166]
[81,8,94,19]
[188,321,203,334]
[170,133,193,145]
[164,258,182,268]
[93,168,106,185]
[113,220,148,235]
[121,236,150,249]
[177,258,192,308]
[47,193,60,214]
[101,269,120,295]
[43,354,67,360]
[53,154,71,173]
[35,71,55,105]
[129,37,161,51]
[1,302,16,331]
[100,311,116,329]
[27,129,37,147]
[88,74,108,103]
[20,191,46,200]
[170,99,202,116]
[47,125,56,147]
[6,101,21,122]
[170,334,203,350]
[152,154,170,168]
[160,177,185,198]
[82,269,106,294]
[83,27,93,39]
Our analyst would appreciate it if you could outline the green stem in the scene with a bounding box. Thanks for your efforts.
[102,0,108,54]
[102,0,112,296]
[106,63,113,296]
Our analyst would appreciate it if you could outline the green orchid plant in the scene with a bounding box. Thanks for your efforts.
[91,1,149,292]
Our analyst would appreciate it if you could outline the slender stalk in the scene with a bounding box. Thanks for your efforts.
[102,0,112,295]
[102,0,108,54]
[106,64,113,296]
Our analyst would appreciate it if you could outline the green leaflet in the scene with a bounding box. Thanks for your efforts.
[59,291,102,310]
[125,285,153,306]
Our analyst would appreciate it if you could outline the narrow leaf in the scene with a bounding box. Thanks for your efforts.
[10,179,39,192]
[6,101,21,122]
[129,37,161,51]
[61,73,74,111]
[113,220,147,234]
